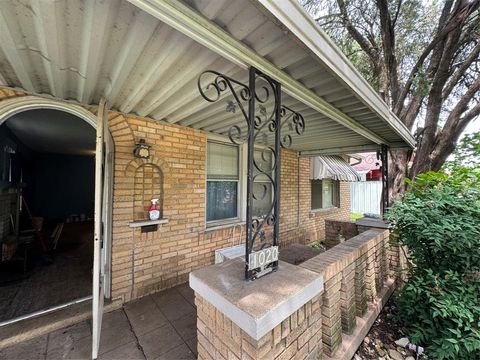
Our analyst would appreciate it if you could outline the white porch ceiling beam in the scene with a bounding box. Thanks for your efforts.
[0,6,35,92]
[126,0,390,146]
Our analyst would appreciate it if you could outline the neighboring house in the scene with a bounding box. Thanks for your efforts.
[0,0,414,358]
[351,152,382,181]
[350,152,383,215]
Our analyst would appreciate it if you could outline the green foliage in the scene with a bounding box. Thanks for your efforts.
[445,131,480,169]
[397,271,480,359]
[350,212,364,221]
[309,241,325,250]
[387,169,480,359]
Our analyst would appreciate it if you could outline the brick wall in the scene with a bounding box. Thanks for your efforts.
[324,219,359,249]
[279,152,351,248]
[195,292,323,360]
[300,229,397,358]
[0,87,352,304]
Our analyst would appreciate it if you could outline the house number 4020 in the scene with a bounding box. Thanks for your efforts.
[248,246,279,270]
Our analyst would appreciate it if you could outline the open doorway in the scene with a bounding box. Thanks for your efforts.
[0,109,96,322]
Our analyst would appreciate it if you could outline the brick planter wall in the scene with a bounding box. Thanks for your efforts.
[300,229,396,358]
[191,227,402,360]
[324,219,359,249]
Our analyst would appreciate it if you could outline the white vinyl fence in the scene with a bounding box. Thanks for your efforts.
[350,181,382,215]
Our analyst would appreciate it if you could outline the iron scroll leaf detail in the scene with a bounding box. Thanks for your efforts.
[280,105,305,148]
[198,70,251,145]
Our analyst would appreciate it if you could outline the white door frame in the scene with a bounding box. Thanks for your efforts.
[0,95,114,299]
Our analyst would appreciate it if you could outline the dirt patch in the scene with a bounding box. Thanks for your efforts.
[354,297,427,360]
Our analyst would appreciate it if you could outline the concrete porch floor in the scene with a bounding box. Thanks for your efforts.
[0,283,197,360]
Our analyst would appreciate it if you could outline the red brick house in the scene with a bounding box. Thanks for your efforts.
[0,0,414,358]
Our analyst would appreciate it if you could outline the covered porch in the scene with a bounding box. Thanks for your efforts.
[0,0,414,359]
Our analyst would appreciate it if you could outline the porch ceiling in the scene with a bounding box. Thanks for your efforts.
[0,0,414,153]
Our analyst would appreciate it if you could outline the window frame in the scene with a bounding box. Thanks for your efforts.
[206,137,243,226]
[205,136,278,228]
[311,178,340,211]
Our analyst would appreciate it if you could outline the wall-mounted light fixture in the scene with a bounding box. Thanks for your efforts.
[133,139,151,159]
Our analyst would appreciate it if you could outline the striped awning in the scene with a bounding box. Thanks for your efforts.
[310,155,361,182]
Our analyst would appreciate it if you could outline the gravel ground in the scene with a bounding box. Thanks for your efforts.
[353,297,427,360]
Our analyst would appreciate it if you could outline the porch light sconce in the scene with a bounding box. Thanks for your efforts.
[133,139,151,159]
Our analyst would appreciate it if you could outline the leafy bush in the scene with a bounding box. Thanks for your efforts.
[387,168,480,359]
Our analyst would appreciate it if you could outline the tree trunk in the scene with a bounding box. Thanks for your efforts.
[388,150,409,202]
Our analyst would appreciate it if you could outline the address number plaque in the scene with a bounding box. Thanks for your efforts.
[248,246,279,274]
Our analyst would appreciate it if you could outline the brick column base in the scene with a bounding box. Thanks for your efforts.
[190,258,324,360]
[196,294,323,360]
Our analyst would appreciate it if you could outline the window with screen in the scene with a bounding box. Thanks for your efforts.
[206,141,239,222]
[311,179,339,210]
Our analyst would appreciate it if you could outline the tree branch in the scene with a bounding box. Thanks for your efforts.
[377,0,401,103]
[442,42,480,100]
[431,100,480,170]
[392,0,403,28]
[394,0,479,116]
[336,0,379,62]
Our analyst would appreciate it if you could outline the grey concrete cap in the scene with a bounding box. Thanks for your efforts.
[356,218,390,229]
[189,258,323,340]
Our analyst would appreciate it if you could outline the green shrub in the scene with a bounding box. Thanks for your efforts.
[387,169,480,359]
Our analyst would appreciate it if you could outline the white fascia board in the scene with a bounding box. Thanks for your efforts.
[300,142,411,156]
[257,0,415,148]
[126,0,389,145]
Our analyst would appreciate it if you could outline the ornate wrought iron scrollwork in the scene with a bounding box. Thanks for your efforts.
[198,67,305,280]
[198,70,251,145]
[280,106,305,148]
